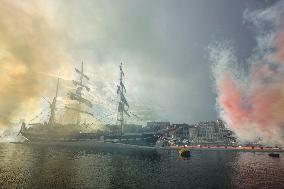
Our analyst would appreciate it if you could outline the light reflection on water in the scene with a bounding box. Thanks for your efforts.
[0,143,283,189]
[232,152,284,189]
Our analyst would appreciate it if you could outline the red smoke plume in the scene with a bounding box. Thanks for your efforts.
[215,28,284,145]
[210,2,284,145]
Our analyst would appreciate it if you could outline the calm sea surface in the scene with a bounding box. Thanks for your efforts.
[0,142,283,189]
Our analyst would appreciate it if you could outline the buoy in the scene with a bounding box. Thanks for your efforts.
[179,148,191,158]
[268,153,280,158]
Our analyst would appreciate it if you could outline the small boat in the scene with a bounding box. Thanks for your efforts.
[179,148,191,158]
[268,153,280,158]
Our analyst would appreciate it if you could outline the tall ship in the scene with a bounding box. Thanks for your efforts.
[19,62,157,146]
[19,62,96,141]
[106,63,157,145]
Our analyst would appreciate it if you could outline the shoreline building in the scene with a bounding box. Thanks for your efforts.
[144,121,171,133]
[104,120,236,145]
[155,120,236,145]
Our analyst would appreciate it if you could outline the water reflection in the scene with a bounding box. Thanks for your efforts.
[232,152,284,189]
[0,143,283,189]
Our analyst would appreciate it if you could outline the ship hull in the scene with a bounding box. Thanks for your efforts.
[21,131,158,147]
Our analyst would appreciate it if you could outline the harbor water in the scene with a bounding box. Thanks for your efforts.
[0,142,283,189]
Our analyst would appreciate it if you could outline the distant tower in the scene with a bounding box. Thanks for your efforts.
[117,63,130,136]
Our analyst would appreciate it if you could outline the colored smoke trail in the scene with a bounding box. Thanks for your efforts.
[0,1,71,131]
[209,2,284,145]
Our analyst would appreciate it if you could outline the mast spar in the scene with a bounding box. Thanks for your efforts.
[66,61,93,125]
[117,62,130,136]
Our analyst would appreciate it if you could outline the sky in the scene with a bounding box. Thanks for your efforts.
[44,0,275,124]
[0,0,283,144]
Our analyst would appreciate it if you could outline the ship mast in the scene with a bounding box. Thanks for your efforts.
[117,63,130,136]
[66,61,93,125]
[48,78,60,127]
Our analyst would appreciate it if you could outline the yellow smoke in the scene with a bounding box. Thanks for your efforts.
[0,1,71,128]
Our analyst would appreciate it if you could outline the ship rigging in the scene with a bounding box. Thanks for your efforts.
[66,61,93,125]
[117,63,130,136]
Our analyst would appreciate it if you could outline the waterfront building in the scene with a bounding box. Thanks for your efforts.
[188,125,198,142]
[158,119,236,145]
[104,124,121,136]
[197,121,216,143]
[145,121,171,133]
[172,123,190,139]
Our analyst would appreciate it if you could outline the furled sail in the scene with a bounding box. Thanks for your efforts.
[73,80,90,92]
[68,92,92,108]
[117,62,131,134]
[120,93,129,107]
[66,62,93,125]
